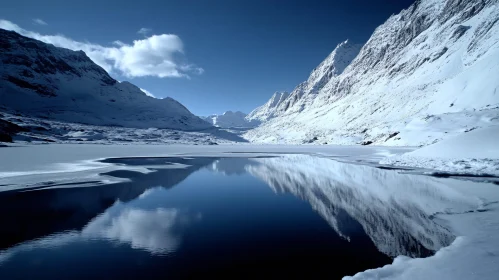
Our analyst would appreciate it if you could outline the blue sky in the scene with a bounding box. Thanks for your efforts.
[1,0,414,116]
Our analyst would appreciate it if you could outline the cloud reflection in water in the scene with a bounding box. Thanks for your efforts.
[83,207,201,255]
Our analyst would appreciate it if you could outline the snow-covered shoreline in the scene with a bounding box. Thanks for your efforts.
[381,126,499,176]
[344,184,499,280]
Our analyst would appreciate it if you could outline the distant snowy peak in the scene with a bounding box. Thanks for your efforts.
[223,110,246,118]
[246,91,289,122]
[203,111,259,128]
[0,29,210,130]
[305,40,362,93]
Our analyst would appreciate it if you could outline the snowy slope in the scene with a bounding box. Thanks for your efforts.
[245,0,499,145]
[381,126,499,175]
[203,111,259,128]
[0,29,211,130]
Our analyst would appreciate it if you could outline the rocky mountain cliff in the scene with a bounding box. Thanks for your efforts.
[245,91,290,122]
[0,29,211,130]
[245,0,499,146]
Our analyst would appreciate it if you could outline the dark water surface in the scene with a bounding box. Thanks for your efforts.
[0,156,465,279]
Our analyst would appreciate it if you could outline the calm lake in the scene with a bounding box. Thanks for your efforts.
[0,155,478,279]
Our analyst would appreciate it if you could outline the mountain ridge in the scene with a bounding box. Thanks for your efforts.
[0,29,211,130]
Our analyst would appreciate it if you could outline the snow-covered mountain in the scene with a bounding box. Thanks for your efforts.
[203,111,259,128]
[0,29,211,130]
[246,41,362,124]
[245,91,290,122]
[245,0,499,146]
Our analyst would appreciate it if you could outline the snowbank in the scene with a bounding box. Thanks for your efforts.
[381,126,499,176]
[344,199,499,280]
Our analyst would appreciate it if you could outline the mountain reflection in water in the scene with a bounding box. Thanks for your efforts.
[0,155,484,279]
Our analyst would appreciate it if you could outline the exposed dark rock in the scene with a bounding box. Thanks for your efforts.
[307,136,319,143]
[432,47,449,62]
[23,125,50,132]
[469,17,499,52]
[441,0,487,24]
[451,25,471,41]
[6,76,56,97]
[0,119,28,142]
[386,132,400,141]
[361,140,373,146]
[0,133,12,142]
[464,127,477,133]
[0,119,29,134]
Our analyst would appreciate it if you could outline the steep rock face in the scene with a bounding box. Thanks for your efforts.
[0,29,211,130]
[279,40,363,115]
[203,111,259,128]
[247,40,362,123]
[245,0,499,145]
[245,91,290,122]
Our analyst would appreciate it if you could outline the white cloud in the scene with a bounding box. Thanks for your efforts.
[137,27,152,36]
[112,40,125,47]
[32,18,47,25]
[0,19,203,78]
[140,88,155,98]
